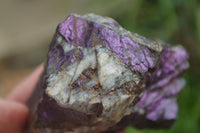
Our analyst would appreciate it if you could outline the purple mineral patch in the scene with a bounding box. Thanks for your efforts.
[107,46,189,132]
[24,14,189,133]
[135,46,189,121]
[59,14,160,73]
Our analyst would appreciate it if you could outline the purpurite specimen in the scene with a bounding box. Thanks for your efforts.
[25,14,189,133]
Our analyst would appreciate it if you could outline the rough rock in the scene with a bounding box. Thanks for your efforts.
[24,14,189,133]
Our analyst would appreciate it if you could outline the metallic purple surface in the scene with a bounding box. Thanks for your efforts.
[25,14,189,133]
[48,45,83,70]
[133,46,189,121]
[59,15,158,73]
[107,46,189,132]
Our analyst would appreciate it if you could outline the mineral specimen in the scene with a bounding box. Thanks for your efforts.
[107,45,189,132]
[24,14,189,133]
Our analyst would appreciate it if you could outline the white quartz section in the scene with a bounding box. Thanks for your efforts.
[62,41,75,53]
[95,46,139,123]
[46,62,78,103]
[46,43,142,125]
[46,45,96,105]
[96,45,134,91]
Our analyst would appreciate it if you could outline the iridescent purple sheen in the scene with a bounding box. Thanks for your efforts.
[25,14,189,133]
[59,15,92,47]
[148,46,189,88]
[48,45,83,70]
[99,28,157,73]
[135,79,183,121]
[107,46,189,132]
[146,98,178,121]
[59,15,158,73]
[133,46,189,121]
[59,14,189,126]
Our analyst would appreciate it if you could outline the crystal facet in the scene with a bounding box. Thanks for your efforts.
[24,14,189,133]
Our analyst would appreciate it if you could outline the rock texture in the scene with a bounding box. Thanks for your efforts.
[24,14,189,133]
[107,45,189,132]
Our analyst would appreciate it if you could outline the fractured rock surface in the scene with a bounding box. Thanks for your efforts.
[24,14,189,133]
